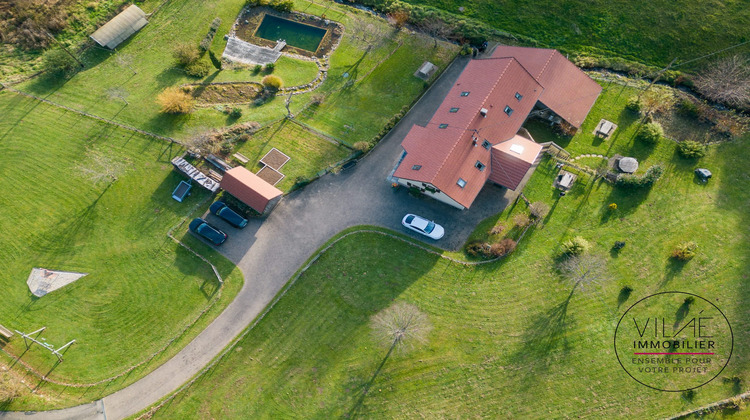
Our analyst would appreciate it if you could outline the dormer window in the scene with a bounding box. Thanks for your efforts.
[475,161,485,171]
[460,91,470,97]
[504,105,513,116]
[482,140,491,150]
[515,92,522,101]
[457,178,466,188]
[438,123,448,129]
[450,107,459,113]
[412,165,422,170]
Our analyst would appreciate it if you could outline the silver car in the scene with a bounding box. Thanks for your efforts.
[401,214,445,240]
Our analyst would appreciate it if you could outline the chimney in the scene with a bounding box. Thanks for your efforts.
[480,108,488,118]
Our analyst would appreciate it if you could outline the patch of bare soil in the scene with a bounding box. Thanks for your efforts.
[186,83,262,104]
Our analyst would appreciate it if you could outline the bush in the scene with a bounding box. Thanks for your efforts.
[466,241,487,257]
[172,43,199,67]
[529,201,550,220]
[490,238,517,257]
[230,107,243,118]
[261,75,283,91]
[625,96,642,113]
[561,236,590,256]
[157,87,195,114]
[210,17,222,31]
[608,203,618,210]
[489,223,505,236]
[42,49,78,75]
[677,98,700,118]
[513,213,531,228]
[185,59,212,78]
[677,140,706,159]
[253,64,262,74]
[616,165,664,189]
[310,93,325,105]
[671,241,697,261]
[636,122,664,145]
[264,62,275,73]
[353,141,372,152]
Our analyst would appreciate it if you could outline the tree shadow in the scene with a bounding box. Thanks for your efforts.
[346,340,397,419]
[617,286,633,307]
[600,184,652,223]
[673,300,692,329]
[512,286,576,365]
[660,257,687,288]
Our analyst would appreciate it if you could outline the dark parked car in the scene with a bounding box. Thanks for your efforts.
[189,218,228,245]
[209,201,248,228]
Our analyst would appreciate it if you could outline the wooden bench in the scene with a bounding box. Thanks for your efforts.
[208,169,223,182]
[0,324,13,339]
[233,152,250,165]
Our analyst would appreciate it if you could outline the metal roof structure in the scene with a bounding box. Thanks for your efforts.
[90,5,148,49]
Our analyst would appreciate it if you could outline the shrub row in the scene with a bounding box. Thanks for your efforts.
[615,165,664,189]
[346,0,538,46]
[572,53,687,87]
[357,105,410,151]
[247,0,294,12]
[199,17,222,51]
[466,238,517,258]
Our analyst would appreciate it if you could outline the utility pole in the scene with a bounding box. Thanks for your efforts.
[44,30,85,68]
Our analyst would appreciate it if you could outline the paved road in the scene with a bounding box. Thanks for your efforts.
[1,53,524,420]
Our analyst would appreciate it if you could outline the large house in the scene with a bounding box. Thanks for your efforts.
[391,46,602,210]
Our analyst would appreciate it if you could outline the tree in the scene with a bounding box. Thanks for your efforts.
[106,87,129,105]
[184,128,219,155]
[352,22,386,51]
[115,52,137,75]
[694,55,750,109]
[41,48,78,75]
[172,43,199,67]
[156,87,195,114]
[76,150,128,185]
[261,75,283,91]
[371,302,432,353]
[559,254,607,293]
[420,17,451,48]
[387,10,410,28]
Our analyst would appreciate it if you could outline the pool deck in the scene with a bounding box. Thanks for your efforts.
[222,36,283,66]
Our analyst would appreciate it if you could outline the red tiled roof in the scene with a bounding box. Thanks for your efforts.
[492,46,602,128]
[220,167,282,213]
[488,135,543,190]
[393,57,543,208]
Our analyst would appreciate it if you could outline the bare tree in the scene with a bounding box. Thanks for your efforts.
[694,55,750,109]
[558,254,607,294]
[371,301,432,353]
[352,21,386,51]
[419,17,451,48]
[529,201,550,221]
[640,87,675,119]
[115,52,137,75]
[106,87,129,105]
[77,150,128,185]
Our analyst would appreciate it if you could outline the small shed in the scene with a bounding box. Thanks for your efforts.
[220,167,282,215]
[90,5,148,49]
[414,61,437,80]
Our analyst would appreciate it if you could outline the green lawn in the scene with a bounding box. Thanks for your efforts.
[0,91,243,410]
[151,83,749,418]
[12,0,457,146]
[233,120,352,191]
[400,0,750,67]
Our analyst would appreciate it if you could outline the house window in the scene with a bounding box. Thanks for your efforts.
[515,92,523,101]
[450,107,459,113]
[475,161,486,171]
[457,178,466,188]
[460,91,470,97]
[412,165,422,170]
[482,140,491,150]
[438,123,448,129]
[504,105,513,116]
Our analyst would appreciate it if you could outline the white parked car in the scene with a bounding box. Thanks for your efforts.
[401,213,445,240]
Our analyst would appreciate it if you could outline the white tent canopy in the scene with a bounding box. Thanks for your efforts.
[90,5,148,49]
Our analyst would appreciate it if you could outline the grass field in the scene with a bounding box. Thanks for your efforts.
[11,0,457,146]
[232,120,352,191]
[0,91,243,410]
[151,82,750,418]
[401,0,750,67]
